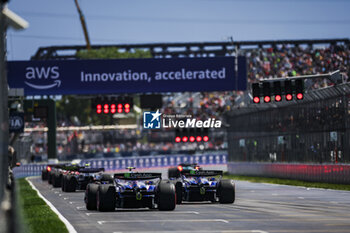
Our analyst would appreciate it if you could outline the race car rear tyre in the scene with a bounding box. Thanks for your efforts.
[100,173,114,184]
[168,168,181,179]
[97,184,116,212]
[85,183,99,210]
[218,180,235,204]
[158,180,176,211]
[65,176,77,192]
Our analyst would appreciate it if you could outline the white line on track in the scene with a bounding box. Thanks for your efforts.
[63,197,69,200]
[69,201,77,204]
[112,230,269,233]
[86,211,199,216]
[76,206,85,209]
[98,219,229,225]
[298,197,305,199]
[26,177,77,233]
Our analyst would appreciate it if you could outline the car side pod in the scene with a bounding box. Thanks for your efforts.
[218,180,235,204]
[97,184,116,212]
[158,180,176,211]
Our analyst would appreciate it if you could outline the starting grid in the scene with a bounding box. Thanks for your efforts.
[13,154,227,178]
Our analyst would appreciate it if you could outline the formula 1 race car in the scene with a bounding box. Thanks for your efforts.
[85,168,176,212]
[41,164,68,186]
[170,169,235,204]
[61,167,106,192]
[168,163,202,179]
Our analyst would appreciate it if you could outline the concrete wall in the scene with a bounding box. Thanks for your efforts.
[228,162,350,184]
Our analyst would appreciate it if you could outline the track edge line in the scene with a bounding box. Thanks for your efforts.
[26,177,78,233]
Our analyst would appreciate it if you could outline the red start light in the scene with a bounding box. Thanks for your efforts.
[275,95,282,102]
[196,136,202,142]
[296,93,303,100]
[117,108,123,113]
[124,108,130,113]
[175,136,181,143]
[203,136,209,142]
[110,104,116,109]
[96,104,102,109]
[189,136,195,142]
[177,165,183,171]
[47,166,51,172]
[264,96,271,103]
[104,104,109,109]
[182,136,188,142]
[253,97,260,103]
[110,108,116,114]
[124,103,130,109]
[117,104,123,109]
[286,94,293,101]
[96,109,102,114]
[104,108,109,114]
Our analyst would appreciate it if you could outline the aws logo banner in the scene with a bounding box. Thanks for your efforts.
[7,57,245,95]
[24,66,61,90]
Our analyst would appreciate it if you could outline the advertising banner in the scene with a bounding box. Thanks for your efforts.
[8,57,246,95]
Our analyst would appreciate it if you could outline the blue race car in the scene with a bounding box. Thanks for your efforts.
[170,169,235,204]
[85,168,176,211]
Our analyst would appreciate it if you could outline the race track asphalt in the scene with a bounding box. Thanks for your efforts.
[29,174,350,233]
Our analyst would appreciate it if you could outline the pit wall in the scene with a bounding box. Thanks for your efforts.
[13,154,227,178]
[227,162,350,184]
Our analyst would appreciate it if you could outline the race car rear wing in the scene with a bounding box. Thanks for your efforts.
[181,170,223,177]
[114,172,162,180]
[78,167,105,173]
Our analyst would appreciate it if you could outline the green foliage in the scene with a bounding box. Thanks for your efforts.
[76,47,152,59]
[224,174,350,191]
[18,178,68,233]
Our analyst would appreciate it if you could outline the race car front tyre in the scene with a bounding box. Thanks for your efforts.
[158,180,176,211]
[41,171,48,180]
[168,168,181,179]
[97,184,116,212]
[85,183,99,210]
[61,175,67,192]
[174,182,183,204]
[48,173,52,184]
[218,180,235,204]
[52,173,62,188]
[65,176,77,192]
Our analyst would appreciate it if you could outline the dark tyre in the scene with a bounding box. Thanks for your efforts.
[65,176,77,192]
[61,175,67,192]
[158,180,176,211]
[100,173,114,184]
[173,181,183,204]
[168,167,181,179]
[218,180,235,204]
[52,173,62,188]
[97,184,116,212]
[42,170,48,180]
[85,183,99,210]
[48,173,53,184]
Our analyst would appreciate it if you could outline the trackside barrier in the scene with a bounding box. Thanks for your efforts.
[13,154,227,178]
[227,162,350,184]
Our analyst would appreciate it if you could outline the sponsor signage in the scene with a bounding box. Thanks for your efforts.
[7,57,247,95]
[9,112,24,133]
